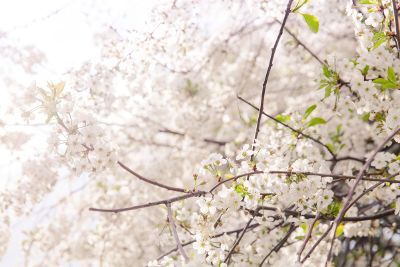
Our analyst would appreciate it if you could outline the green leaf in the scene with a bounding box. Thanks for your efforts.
[373,78,388,85]
[335,223,344,237]
[388,67,397,83]
[361,112,370,122]
[292,0,308,13]
[326,143,336,154]
[361,65,369,76]
[373,78,398,89]
[303,104,317,119]
[324,86,332,98]
[301,222,307,233]
[327,200,342,217]
[275,114,291,123]
[371,32,388,50]
[322,65,331,78]
[301,13,319,33]
[234,184,249,197]
[307,117,327,127]
[358,0,378,3]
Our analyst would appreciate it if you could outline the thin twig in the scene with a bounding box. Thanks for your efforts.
[259,224,297,266]
[238,95,335,157]
[297,213,320,262]
[90,169,400,213]
[279,21,325,66]
[166,203,189,261]
[300,223,333,263]
[159,128,228,146]
[156,223,260,261]
[209,171,263,193]
[345,172,399,212]
[257,206,395,222]
[392,0,400,56]
[224,217,254,263]
[326,127,400,264]
[118,161,187,193]
[251,0,294,154]
[89,191,205,213]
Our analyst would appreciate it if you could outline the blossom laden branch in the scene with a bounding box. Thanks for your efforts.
[259,223,297,266]
[224,217,255,263]
[297,213,320,262]
[89,191,205,213]
[238,95,336,158]
[326,127,400,264]
[156,223,261,261]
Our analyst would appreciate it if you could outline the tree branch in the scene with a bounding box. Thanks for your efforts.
[251,0,294,151]
[259,223,297,266]
[392,0,400,56]
[224,217,254,263]
[166,202,189,261]
[326,127,400,264]
[159,128,228,146]
[238,95,336,157]
[118,161,187,193]
[89,191,205,213]
[297,213,320,262]
[156,223,260,261]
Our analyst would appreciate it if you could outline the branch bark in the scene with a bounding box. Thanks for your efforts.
[166,202,189,261]
[118,161,187,193]
[251,0,294,152]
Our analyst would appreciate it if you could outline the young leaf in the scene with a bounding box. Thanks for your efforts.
[292,0,308,13]
[335,223,344,237]
[361,65,369,76]
[324,86,332,98]
[358,0,378,3]
[275,114,291,123]
[371,32,388,50]
[307,117,326,127]
[373,78,398,89]
[303,104,317,119]
[322,65,331,78]
[301,13,319,33]
[388,67,397,83]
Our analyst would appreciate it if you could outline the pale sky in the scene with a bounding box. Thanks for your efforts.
[0,1,156,265]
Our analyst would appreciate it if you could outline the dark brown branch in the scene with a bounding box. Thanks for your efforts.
[392,0,400,56]
[259,223,297,266]
[156,223,260,261]
[300,223,333,263]
[238,95,335,157]
[209,171,264,193]
[279,21,325,66]
[90,169,400,214]
[224,217,254,263]
[89,191,205,213]
[159,128,228,146]
[345,172,399,212]
[329,156,365,163]
[327,127,400,263]
[278,20,351,90]
[269,170,400,183]
[251,0,294,149]
[297,213,320,262]
[257,206,395,222]
[118,161,187,193]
